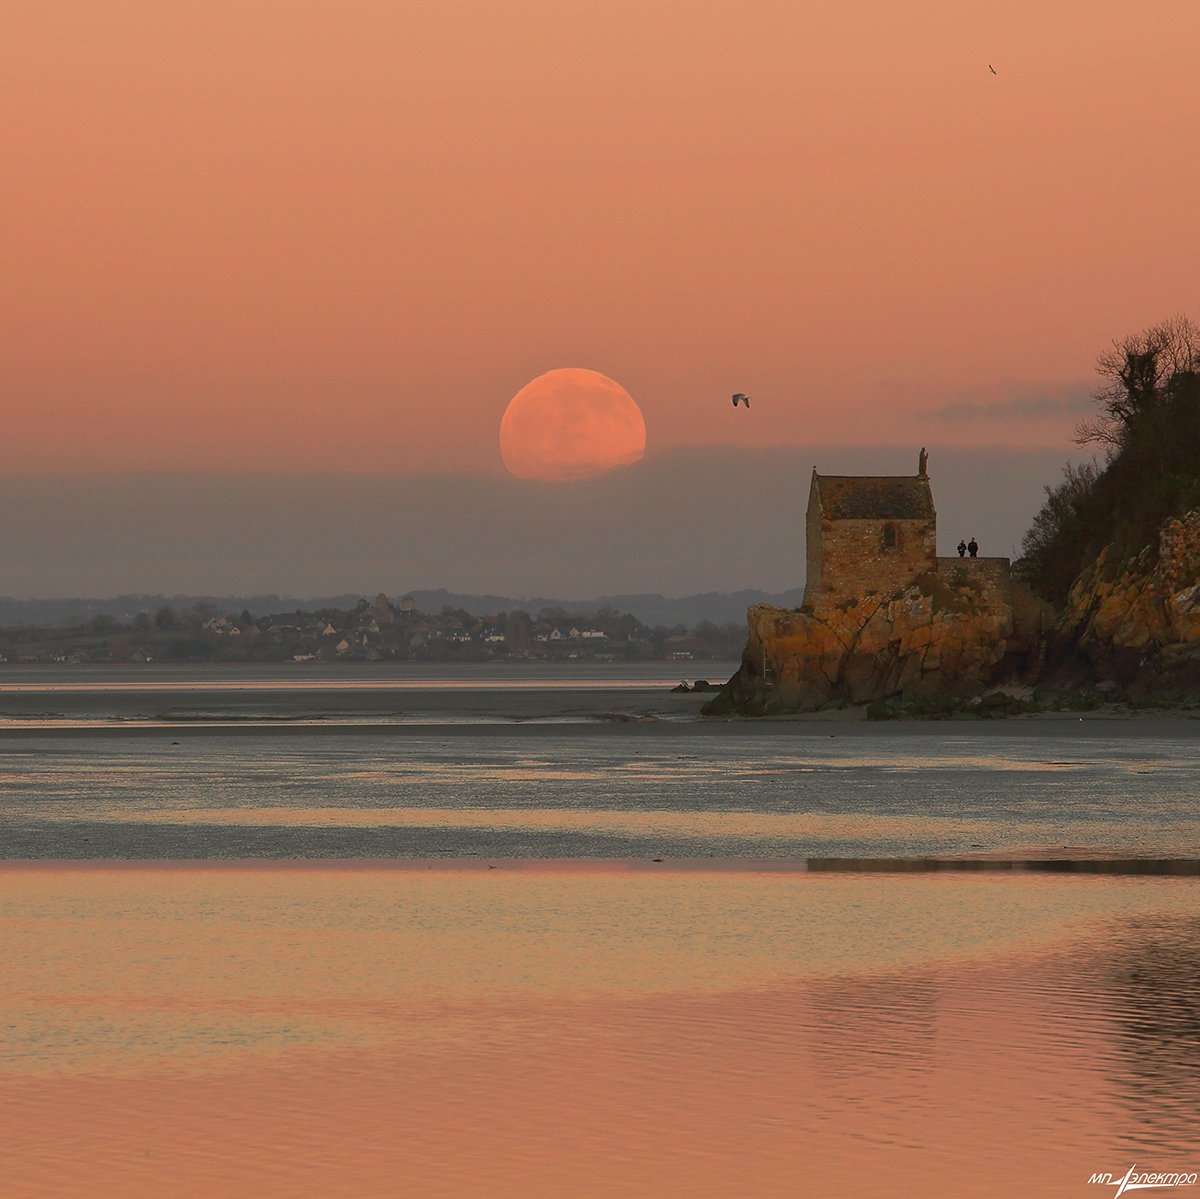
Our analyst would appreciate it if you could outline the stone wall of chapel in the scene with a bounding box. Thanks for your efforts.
[807,518,936,608]
[803,482,825,607]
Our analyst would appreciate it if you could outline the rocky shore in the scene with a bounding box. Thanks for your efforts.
[1046,509,1200,698]
[710,509,1200,716]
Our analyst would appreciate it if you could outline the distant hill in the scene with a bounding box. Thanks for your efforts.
[0,594,363,630]
[0,588,805,630]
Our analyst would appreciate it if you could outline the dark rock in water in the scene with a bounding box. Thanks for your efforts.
[691,679,714,691]
[670,682,692,693]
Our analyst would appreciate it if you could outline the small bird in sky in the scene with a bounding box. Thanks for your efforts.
[989,64,997,74]
[731,392,751,409]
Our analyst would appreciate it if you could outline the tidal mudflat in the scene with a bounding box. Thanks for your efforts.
[1,716,1198,859]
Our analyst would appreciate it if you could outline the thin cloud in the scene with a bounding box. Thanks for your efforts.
[921,382,1094,422]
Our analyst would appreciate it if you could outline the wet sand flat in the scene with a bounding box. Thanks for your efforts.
[0,664,730,729]
[0,685,712,728]
[0,665,1193,731]
[2,719,1198,859]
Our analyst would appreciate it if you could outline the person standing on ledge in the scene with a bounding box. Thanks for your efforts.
[968,537,979,558]
[957,539,967,557]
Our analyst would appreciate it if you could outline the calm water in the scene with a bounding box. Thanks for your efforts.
[2,669,1197,1196]
[1,865,1198,1197]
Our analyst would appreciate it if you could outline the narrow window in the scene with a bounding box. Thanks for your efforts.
[881,524,898,550]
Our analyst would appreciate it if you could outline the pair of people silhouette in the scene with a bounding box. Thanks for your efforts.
[956,538,979,558]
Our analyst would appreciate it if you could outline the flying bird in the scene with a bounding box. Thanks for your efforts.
[989,64,997,74]
[731,392,750,409]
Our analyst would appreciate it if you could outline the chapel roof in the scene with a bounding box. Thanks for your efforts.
[811,473,935,521]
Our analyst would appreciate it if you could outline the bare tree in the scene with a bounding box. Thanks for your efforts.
[1077,315,1200,449]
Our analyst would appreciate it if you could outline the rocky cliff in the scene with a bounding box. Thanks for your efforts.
[1047,508,1200,697]
[716,508,1200,715]
[715,566,1052,714]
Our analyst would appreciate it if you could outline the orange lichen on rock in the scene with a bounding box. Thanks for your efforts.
[721,564,1052,713]
[1054,508,1200,695]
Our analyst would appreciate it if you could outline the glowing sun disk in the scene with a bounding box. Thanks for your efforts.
[500,368,646,481]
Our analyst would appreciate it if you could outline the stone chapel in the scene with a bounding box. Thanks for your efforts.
[801,448,938,609]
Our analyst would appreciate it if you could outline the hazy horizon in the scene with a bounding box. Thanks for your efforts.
[0,444,1082,599]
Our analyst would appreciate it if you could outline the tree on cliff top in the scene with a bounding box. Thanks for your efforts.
[1019,459,1103,604]
[1019,315,1200,605]
[1077,314,1200,457]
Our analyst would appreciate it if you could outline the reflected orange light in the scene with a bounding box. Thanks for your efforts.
[4,866,1198,1196]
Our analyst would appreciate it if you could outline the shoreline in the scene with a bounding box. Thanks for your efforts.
[1,710,1197,738]
[1,856,1197,874]
[0,665,1194,730]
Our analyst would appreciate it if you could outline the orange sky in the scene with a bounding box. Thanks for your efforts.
[5,0,1198,475]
